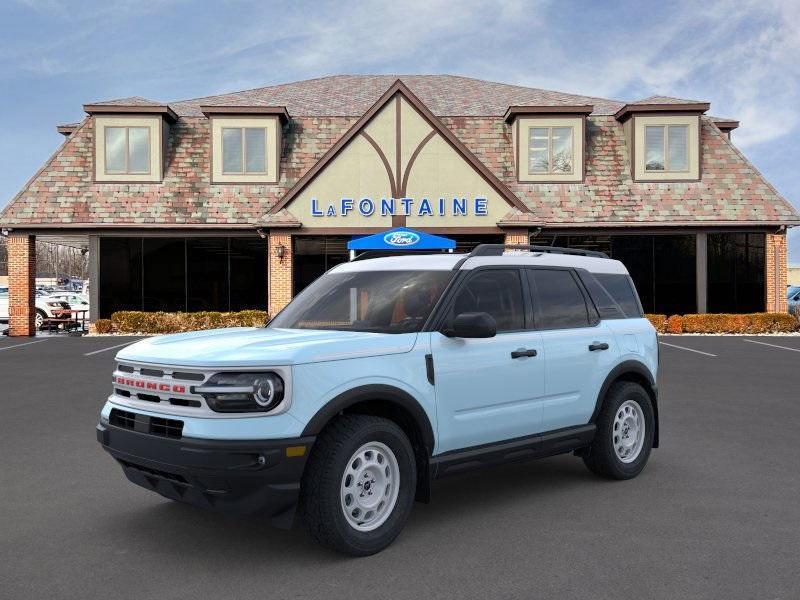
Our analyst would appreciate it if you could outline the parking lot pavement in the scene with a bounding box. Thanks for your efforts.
[2,335,800,600]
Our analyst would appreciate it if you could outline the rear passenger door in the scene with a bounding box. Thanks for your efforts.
[430,268,545,453]
[527,268,618,432]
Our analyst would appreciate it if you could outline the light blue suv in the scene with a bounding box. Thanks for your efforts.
[97,244,659,555]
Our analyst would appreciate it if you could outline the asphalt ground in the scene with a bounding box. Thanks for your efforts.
[1,334,799,599]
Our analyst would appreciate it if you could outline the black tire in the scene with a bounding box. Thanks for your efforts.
[299,414,417,556]
[583,381,655,480]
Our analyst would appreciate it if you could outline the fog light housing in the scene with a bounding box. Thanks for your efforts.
[194,372,285,413]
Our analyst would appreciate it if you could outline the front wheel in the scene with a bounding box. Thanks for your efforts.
[583,381,655,479]
[35,309,46,330]
[299,414,417,556]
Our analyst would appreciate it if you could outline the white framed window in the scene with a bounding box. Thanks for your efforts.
[528,126,574,175]
[104,126,151,175]
[644,124,689,172]
[221,127,268,174]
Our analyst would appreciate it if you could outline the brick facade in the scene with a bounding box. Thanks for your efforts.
[765,233,788,313]
[503,229,529,246]
[7,234,36,336]
[268,231,294,316]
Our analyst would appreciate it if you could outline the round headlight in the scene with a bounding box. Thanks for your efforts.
[253,377,276,407]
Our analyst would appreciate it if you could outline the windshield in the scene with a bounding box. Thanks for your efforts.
[269,270,454,334]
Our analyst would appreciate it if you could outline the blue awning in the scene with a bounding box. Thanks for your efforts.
[347,227,456,251]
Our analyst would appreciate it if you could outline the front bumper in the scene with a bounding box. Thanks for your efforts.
[97,421,315,528]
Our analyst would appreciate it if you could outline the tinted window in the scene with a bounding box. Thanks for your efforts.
[449,270,524,332]
[530,269,589,329]
[271,270,452,334]
[594,273,643,318]
[577,272,623,319]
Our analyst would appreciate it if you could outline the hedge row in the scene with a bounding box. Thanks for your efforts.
[645,313,798,334]
[108,310,269,334]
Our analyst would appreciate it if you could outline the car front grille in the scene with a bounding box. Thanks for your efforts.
[109,408,184,439]
[112,362,210,413]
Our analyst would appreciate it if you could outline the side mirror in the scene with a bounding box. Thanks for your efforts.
[448,312,497,338]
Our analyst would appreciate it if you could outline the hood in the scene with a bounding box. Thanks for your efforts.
[116,327,419,367]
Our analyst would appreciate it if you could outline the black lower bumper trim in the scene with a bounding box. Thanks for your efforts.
[97,422,315,528]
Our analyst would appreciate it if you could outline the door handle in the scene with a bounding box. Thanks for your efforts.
[511,348,538,359]
[588,342,609,351]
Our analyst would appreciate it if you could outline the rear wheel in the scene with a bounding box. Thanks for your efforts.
[300,414,416,556]
[35,309,46,330]
[583,381,654,479]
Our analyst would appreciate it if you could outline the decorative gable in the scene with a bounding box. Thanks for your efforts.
[271,81,530,228]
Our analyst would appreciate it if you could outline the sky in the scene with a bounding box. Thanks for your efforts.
[1,0,798,260]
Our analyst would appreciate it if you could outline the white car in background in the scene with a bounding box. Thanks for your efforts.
[0,287,73,329]
[45,292,90,320]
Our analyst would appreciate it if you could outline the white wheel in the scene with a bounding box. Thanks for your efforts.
[35,310,45,329]
[340,441,400,532]
[613,399,645,463]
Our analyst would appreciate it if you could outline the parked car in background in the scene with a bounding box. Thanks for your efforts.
[0,288,72,328]
[788,286,800,314]
[45,292,90,320]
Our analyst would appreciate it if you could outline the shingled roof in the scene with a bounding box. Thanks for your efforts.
[1,75,797,229]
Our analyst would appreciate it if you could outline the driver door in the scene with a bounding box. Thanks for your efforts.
[430,268,545,453]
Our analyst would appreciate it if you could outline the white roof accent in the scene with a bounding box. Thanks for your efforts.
[329,251,629,275]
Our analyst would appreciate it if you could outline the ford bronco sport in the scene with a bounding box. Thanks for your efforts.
[97,244,659,555]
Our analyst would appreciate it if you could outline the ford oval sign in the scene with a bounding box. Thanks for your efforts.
[383,231,420,247]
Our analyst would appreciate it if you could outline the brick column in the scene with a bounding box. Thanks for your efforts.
[268,231,293,316]
[765,232,788,312]
[503,228,529,246]
[8,234,36,336]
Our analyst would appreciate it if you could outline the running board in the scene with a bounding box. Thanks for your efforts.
[430,424,596,478]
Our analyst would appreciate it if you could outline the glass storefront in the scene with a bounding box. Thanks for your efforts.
[530,233,697,314]
[99,237,267,317]
[707,233,765,313]
[530,232,766,314]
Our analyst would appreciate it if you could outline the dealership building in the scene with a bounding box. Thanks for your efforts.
[1,75,797,335]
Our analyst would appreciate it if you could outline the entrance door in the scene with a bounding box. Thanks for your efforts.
[431,268,545,453]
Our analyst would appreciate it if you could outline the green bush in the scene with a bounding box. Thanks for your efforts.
[111,310,269,334]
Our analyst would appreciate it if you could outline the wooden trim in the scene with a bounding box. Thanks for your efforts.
[360,131,398,198]
[614,102,710,122]
[200,105,290,122]
[399,130,436,197]
[269,79,530,215]
[83,103,178,122]
[504,104,593,122]
[56,124,78,136]
[291,226,505,235]
[395,96,402,196]
[391,215,406,227]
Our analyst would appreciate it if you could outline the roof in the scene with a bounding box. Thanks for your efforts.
[168,74,626,117]
[331,249,628,274]
[1,75,796,229]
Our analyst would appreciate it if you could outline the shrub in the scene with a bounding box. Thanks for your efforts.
[94,319,113,334]
[679,313,797,334]
[111,310,269,334]
[665,315,683,334]
[645,314,667,333]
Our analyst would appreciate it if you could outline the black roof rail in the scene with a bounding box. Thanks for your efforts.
[467,244,609,259]
[351,250,456,262]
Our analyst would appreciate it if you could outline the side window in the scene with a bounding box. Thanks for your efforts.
[577,271,623,320]
[529,269,590,329]
[594,273,643,318]
[448,270,525,332]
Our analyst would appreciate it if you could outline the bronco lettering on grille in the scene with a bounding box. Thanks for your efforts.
[114,376,186,394]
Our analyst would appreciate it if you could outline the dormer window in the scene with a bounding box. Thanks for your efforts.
[105,126,151,174]
[644,124,688,172]
[201,106,289,184]
[505,106,591,184]
[222,127,268,174]
[528,126,574,174]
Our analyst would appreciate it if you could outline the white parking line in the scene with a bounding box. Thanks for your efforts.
[0,339,49,352]
[83,340,139,356]
[658,341,717,357]
[743,338,800,353]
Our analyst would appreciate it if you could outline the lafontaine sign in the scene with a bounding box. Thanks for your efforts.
[310,196,488,218]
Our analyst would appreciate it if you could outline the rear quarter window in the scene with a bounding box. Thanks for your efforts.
[592,273,643,318]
